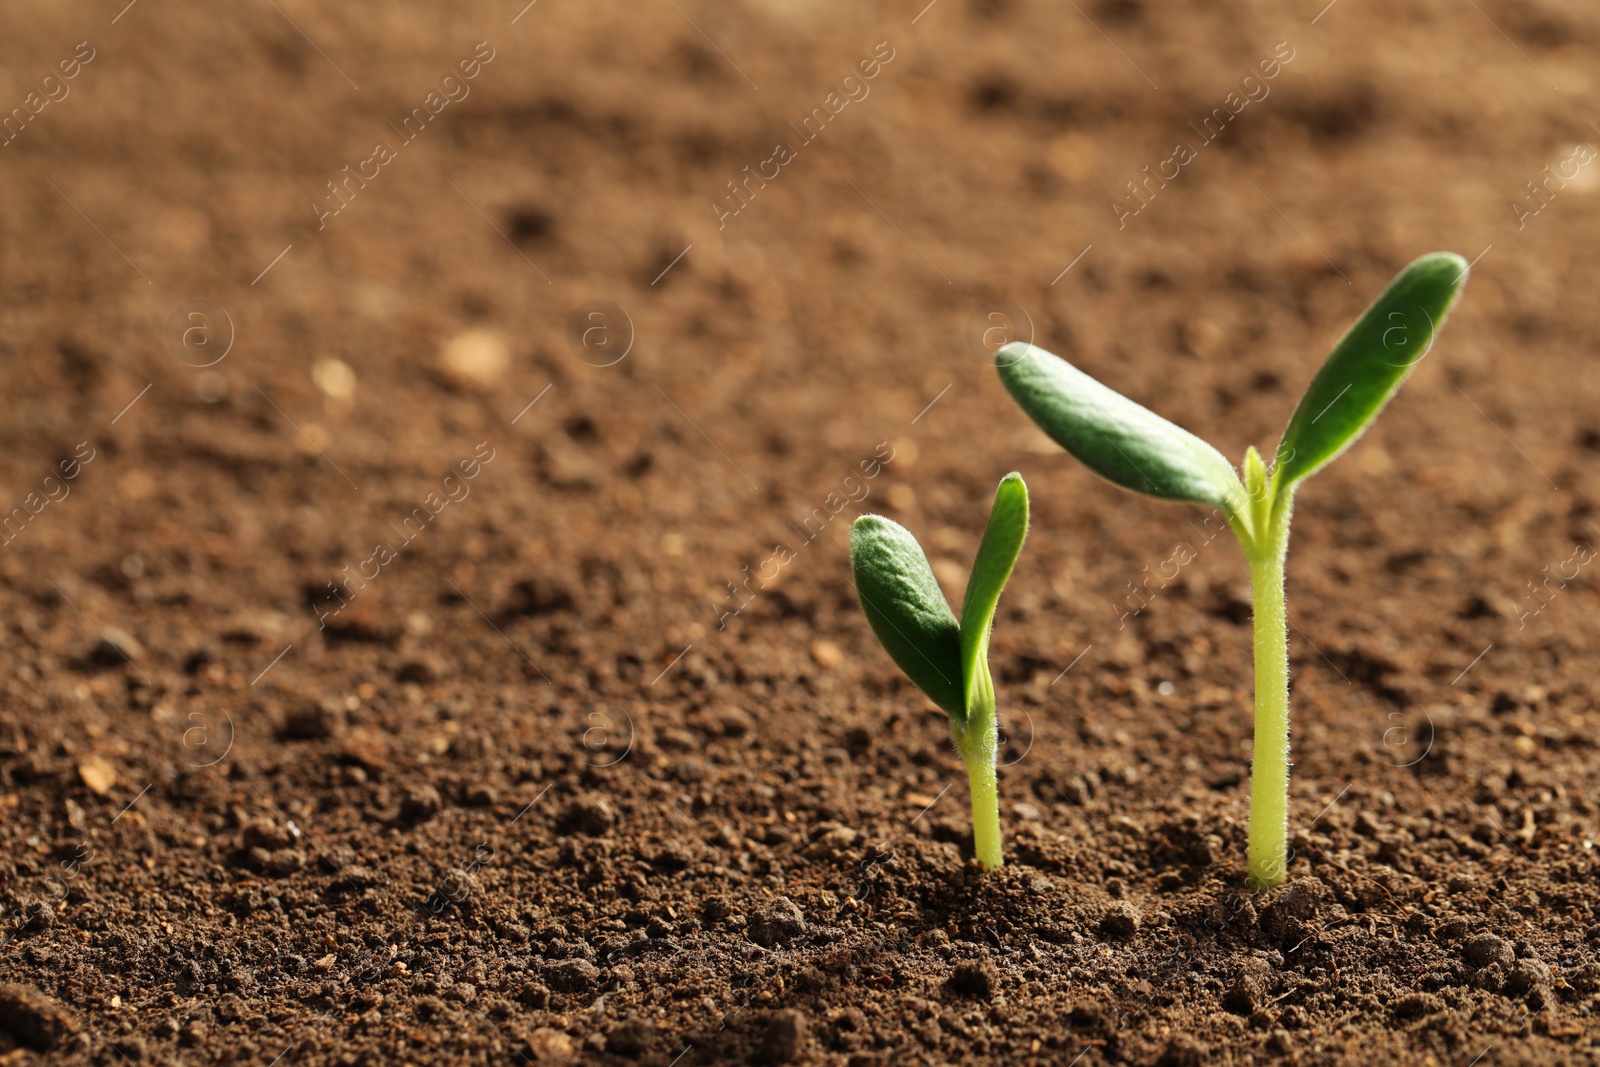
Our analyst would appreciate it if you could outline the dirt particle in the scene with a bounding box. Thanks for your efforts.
[396,656,446,684]
[691,704,754,738]
[1156,1035,1207,1067]
[1068,1000,1108,1029]
[547,959,599,994]
[281,699,345,740]
[1470,962,1508,991]
[945,960,998,1000]
[340,733,390,774]
[1099,902,1140,939]
[803,823,860,861]
[760,1009,809,1062]
[749,896,807,947]
[401,785,443,823]
[604,1015,653,1056]
[1223,973,1262,1015]
[1393,992,1444,1019]
[110,1035,148,1060]
[240,818,294,851]
[1258,879,1325,941]
[559,795,616,835]
[1463,933,1515,970]
[1505,958,1552,996]
[271,849,308,876]
[701,895,736,923]
[0,985,79,1051]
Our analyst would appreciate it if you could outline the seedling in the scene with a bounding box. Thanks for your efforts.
[996,253,1469,888]
[850,473,1029,869]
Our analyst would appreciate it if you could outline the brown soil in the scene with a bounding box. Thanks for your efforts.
[2,1,1598,1064]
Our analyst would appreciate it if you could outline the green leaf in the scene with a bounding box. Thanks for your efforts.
[1274,252,1469,489]
[959,473,1028,712]
[850,515,965,721]
[997,343,1245,513]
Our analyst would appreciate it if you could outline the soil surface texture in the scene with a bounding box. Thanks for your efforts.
[1,1,1598,1065]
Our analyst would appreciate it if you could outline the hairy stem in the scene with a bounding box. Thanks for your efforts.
[1245,498,1293,889]
[956,668,1003,870]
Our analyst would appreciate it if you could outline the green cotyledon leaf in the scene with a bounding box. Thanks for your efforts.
[997,342,1246,515]
[959,473,1028,715]
[1273,252,1469,490]
[850,515,965,722]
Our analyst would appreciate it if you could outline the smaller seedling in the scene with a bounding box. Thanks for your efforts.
[996,253,1469,888]
[850,473,1029,869]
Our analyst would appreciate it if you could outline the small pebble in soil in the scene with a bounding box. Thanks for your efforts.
[0,984,79,1051]
[92,626,144,665]
[76,755,118,796]
[945,960,998,1000]
[761,1009,809,1062]
[1099,902,1140,940]
[400,785,443,823]
[1463,933,1515,970]
[748,897,807,947]
[439,328,509,392]
[526,1028,574,1061]
[809,639,843,668]
[560,795,616,835]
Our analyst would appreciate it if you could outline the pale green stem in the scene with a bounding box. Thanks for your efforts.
[1244,497,1293,889]
[954,666,1003,869]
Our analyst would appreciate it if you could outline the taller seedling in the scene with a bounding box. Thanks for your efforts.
[996,253,1469,887]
